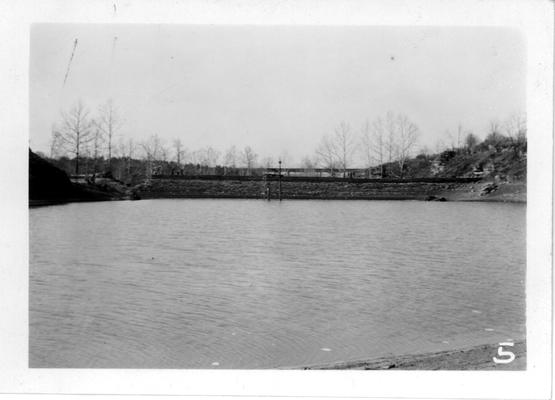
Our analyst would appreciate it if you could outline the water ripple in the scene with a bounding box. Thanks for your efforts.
[30,200,526,368]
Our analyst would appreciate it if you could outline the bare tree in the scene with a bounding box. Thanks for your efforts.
[361,117,386,177]
[489,119,502,136]
[315,121,356,177]
[140,134,163,178]
[394,114,419,178]
[261,156,275,169]
[360,119,373,168]
[158,142,170,169]
[241,146,258,173]
[385,111,397,164]
[190,149,200,165]
[464,132,479,153]
[80,143,93,176]
[173,139,185,167]
[205,147,220,167]
[97,99,123,172]
[331,121,356,177]
[365,111,419,177]
[315,134,337,174]
[193,147,220,167]
[503,112,527,145]
[372,117,387,177]
[118,137,136,179]
[53,100,94,174]
[456,123,463,149]
[485,119,505,148]
[444,123,464,151]
[223,145,239,168]
[49,126,64,159]
[90,122,105,174]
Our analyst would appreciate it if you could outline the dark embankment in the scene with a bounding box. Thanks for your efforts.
[135,175,513,201]
[29,149,129,206]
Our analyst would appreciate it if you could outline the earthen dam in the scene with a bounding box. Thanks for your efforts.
[136,175,482,201]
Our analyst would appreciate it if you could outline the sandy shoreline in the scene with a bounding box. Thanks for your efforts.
[298,340,526,370]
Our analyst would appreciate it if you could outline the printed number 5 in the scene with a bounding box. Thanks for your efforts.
[493,342,515,364]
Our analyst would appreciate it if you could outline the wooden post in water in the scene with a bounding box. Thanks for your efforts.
[264,173,271,201]
[278,159,282,201]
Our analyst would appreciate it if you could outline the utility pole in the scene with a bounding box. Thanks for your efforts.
[278,159,282,201]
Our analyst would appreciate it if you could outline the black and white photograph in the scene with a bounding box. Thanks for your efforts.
[0,0,553,398]
[29,23,530,370]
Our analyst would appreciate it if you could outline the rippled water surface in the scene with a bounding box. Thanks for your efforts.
[30,200,525,368]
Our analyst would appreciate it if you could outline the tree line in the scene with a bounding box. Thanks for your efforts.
[45,99,526,183]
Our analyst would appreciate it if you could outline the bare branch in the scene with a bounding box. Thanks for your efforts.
[55,100,94,174]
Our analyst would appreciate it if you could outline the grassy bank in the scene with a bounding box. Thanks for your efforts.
[300,340,526,370]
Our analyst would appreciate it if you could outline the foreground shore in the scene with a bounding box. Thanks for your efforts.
[300,340,526,370]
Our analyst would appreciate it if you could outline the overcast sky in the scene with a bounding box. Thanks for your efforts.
[30,24,525,166]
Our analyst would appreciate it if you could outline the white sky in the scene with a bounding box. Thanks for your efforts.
[30,24,526,166]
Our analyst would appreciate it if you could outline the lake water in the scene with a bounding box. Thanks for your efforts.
[29,199,526,368]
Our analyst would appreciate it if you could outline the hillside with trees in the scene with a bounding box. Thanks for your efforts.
[378,118,527,181]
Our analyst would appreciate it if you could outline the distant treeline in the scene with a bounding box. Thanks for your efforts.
[42,99,527,184]
[38,127,526,185]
